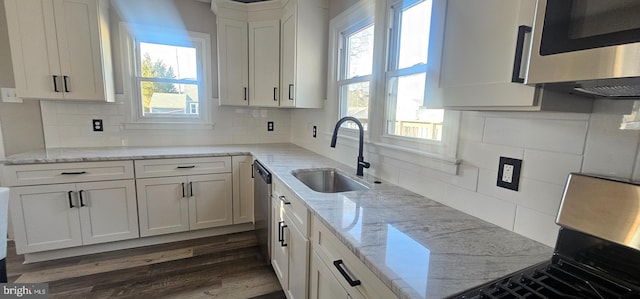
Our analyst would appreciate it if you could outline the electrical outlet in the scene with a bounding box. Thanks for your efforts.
[93,119,103,132]
[1,87,22,103]
[497,156,522,191]
[267,121,274,131]
[313,126,317,138]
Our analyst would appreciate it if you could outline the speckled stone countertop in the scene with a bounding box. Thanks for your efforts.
[4,144,553,299]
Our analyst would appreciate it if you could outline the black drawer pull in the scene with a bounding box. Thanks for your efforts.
[177,165,196,169]
[79,190,86,207]
[181,183,185,198]
[333,260,361,287]
[280,224,288,247]
[273,87,278,101]
[61,171,87,175]
[279,195,291,205]
[63,75,70,92]
[189,182,193,197]
[53,75,60,92]
[67,191,75,208]
[278,221,284,242]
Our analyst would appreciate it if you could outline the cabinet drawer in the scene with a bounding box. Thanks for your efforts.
[312,216,397,299]
[2,161,134,186]
[273,176,309,237]
[134,157,231,178]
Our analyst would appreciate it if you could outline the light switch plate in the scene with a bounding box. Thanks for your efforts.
[1,87,23,103]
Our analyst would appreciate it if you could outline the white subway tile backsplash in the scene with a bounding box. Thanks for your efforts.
[513,207,559,247]
[522,149,582,184]
[477,169,564,216]
[582,112,640,179]
[459,141,524,170]
[441,184,517,230]
[398,169,446,202]
[483,117,588,154]
[459,112,485,143]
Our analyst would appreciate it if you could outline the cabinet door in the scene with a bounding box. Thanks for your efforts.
[187,174,233,230]
[309,251,349,299]
[77,180,139,245]
[9,184,82,254]
[232,156,254,224]
[285,213,309,299]
[53,0,110,101]
[279,4,297,108]
[4,0,63,99]
[249,20,281,107]
[218,18,249,106]
[271,195,289,290]
[136,177,189,237]
[438,0,537,108]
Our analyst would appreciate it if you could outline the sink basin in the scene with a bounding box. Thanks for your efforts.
[292,168,369,193]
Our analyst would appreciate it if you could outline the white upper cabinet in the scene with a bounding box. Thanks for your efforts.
[4,0,115,102]
[249,20,281,107]
[279,0,327,108]
[213,0,327,109]
[433,0,591,112]
[217,18,250,106]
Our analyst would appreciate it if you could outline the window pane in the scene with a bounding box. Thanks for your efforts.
[140,82,199,116]
[398,0,432,69]
[139,42,198,80]
[386,73,443,140]
[345,24,374,79]
[340,82,370,130]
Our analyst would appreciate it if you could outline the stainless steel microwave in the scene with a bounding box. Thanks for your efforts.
[526,0,640,97]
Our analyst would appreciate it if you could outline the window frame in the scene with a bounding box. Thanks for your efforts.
[329,0,459,168]
[120,23,213,128]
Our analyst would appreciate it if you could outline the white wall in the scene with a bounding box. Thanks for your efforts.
[291,99,640,246]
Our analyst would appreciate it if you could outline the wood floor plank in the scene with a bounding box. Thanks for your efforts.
[6,231,285,299]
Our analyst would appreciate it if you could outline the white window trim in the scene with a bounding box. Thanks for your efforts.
[119,22,214,129]
[328,0,460,173]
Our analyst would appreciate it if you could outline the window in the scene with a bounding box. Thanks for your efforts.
[338,21,375,130]
[385,0,444,141]
[121,23,211,125]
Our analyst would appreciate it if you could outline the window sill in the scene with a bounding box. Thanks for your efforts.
[122,122,215,131]
[324,132,461,175]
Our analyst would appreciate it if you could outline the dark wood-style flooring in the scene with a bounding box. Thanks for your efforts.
[6,231,286,299]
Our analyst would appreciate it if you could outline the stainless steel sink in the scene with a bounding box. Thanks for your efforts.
[292,168,369,193]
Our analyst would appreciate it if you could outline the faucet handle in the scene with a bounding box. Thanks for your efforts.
[359,161,371,169]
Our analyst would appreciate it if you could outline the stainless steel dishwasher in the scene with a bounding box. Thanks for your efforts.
[253,160,271,264]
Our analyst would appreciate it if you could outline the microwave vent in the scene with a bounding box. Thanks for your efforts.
[574,85,640,98]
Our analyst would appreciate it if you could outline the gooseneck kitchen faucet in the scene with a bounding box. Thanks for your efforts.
[330,117,370,176]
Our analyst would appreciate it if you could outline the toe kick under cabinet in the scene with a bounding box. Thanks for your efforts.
[3,161,139,254]
[134,157,233,237]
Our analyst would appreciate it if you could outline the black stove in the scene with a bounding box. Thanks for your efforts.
[447,174,640,299]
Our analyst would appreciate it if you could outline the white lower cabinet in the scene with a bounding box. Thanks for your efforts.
[309,251,355,299]
[10,180,138,254]
[271,185,310,299]
[136,173,233,237]
[310,216,398,299]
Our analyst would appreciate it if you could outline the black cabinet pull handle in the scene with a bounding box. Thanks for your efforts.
[278,221,284,242]
[79,190,86,207]
[53,75,60,92]
[189,182,193,197]
[333,260,361,287]
[63,76,70,92]
[68,191,75,208]
[244,87,248,101]
[61,171,87,175]
[251,163,255,178]
[176,165,196,169]
[512,25,532,83]
[279,195,291,205]
[288,84,294,100]
[280,224,288,247]
[273,87,278,101]
[181,183,185,198]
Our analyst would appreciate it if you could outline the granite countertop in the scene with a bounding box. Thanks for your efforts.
[4,144,553,299]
